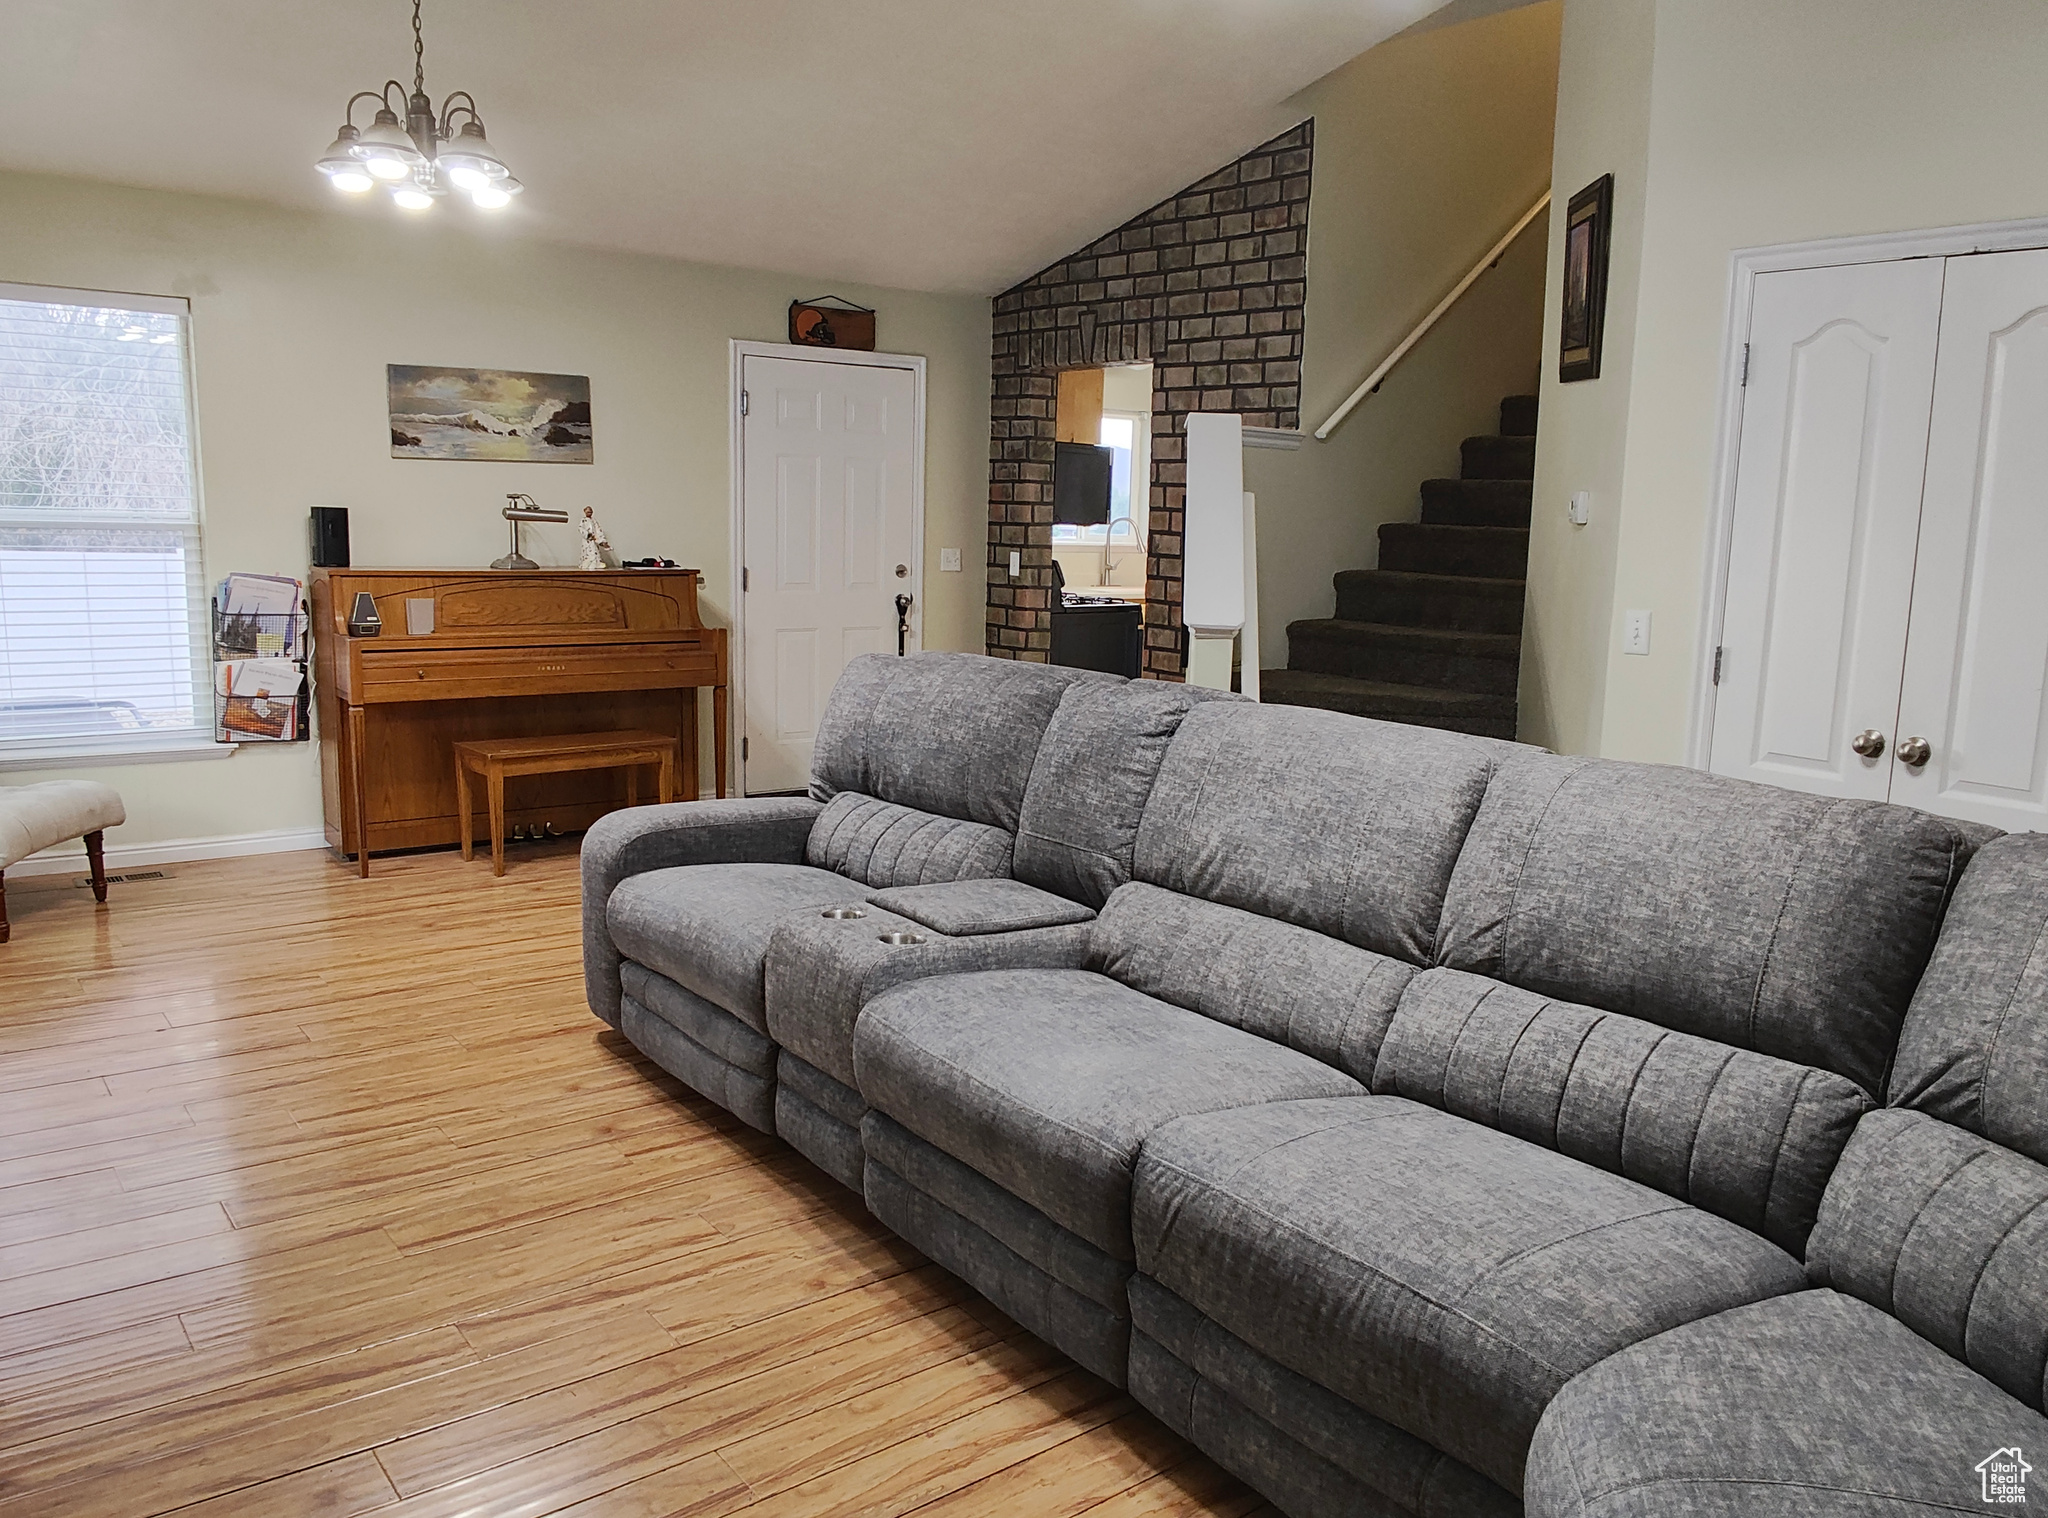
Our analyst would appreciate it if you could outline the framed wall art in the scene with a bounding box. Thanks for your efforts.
[387,366,593,462]
[1559,174,1613,383]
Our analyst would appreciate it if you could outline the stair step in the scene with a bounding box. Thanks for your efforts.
[1287,619,1520,698]
[1378,523,1530,580]
[1500,393,1539,438]
[1260,669,1517,740]
[1460,433,1536,481]
[1333,570,1525,634]
[1421,478,1532,528]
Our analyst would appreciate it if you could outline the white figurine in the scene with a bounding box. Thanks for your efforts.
[578,505,614,571]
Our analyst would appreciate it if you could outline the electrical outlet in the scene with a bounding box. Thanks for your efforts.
[1009,550,1021,578]
[1568,491,1591,526]
[1623,609,1652,656]
[940,547,962,572]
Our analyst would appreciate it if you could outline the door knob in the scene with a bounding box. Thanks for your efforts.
[1851,728,1886,759]
[1897,735,1932,768]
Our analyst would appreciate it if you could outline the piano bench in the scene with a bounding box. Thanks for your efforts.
[454,730,682,877]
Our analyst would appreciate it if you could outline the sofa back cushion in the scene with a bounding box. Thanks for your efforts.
[1374,967,1870,1252]
[1806,833,2048,1410]
[1436,751,1984,1097]
[1090,882,1415,1083]
[1133,704,1501,964]
[1887,832,2048,1165]
[1808,1109,2048,1410]
[806,792,1013,888]
[1014,680,1238,908]
[810,652,1105,832]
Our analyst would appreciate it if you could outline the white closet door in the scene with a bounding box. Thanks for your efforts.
[741,355,919,794]
[1890,247,2048,831]
[1708,259,1946,798]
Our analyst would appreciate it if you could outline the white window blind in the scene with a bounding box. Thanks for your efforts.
[0,283,209,759]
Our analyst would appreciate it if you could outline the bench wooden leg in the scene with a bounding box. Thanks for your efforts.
[1,872,9,944]
[660,748,677,804]
[625,765,638,810]
[85,831,108,904]
[456,757,474,862]
[488,766,508,878]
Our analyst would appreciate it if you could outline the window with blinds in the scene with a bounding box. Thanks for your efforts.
[0,284,209,759]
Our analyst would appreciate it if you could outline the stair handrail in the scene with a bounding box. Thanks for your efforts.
[1313,190,1551,441]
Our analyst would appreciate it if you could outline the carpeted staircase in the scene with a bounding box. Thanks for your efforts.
[1262,393,1535,740]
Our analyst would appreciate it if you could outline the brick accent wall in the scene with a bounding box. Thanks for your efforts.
[985,122,1313,676]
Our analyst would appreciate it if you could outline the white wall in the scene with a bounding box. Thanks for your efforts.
[1517,0,1654,754]
[1245,3,1559,665]
[0,170,990,854]
[1525,0,2048,760]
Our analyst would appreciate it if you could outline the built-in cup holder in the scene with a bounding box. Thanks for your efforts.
[820,906,867,920]
[876,929,927,946]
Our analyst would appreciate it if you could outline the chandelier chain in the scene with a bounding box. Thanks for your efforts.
[412,0,425,96]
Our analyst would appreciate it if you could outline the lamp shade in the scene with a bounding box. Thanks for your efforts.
[439,120,509,189]
[314,125,374,191]
[357,109,425,177]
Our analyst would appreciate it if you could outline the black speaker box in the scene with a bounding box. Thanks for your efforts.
[309,506,350,568]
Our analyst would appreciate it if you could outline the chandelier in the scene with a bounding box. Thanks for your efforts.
[314,0,521,212]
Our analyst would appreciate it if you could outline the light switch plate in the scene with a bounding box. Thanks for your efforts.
[1568,491,1591,526]
[1623,609,1652,656]
[940,547,962,572]
[1008,550,1021,578]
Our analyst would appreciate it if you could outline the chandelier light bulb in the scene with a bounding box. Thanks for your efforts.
[314,1,523,213]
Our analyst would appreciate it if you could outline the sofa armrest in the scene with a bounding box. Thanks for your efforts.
[582,796,824,1026]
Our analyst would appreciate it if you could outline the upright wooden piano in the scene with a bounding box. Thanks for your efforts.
[311,569,726,876]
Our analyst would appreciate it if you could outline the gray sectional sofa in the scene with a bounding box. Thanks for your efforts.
[582,651,2048,1517]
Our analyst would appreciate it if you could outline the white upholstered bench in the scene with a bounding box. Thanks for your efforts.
[0,782,126,943]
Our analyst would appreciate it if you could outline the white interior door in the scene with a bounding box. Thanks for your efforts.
[1708,259,1946,798]
[1890,247,2048,831]
[740,354,919,794]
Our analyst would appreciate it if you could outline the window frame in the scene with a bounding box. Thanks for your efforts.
[0,280,219,768]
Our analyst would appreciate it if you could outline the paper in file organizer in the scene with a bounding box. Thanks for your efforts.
[215,658,305,740]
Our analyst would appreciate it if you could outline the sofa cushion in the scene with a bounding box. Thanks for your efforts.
[852,968,1364,1260]
[1130,1275,1518,1518]
[763,902,1095,1089]
[865,878,1093,936]
[805,792,1014,888]
[606,861,864,1032]
[1524,1290,2048,1517]
[1437,751,1985,1096]
[1133,1095,1808,1492]
[1133,703,1501,963]
[1013,678,1235,907]
[1373,968,1871,1252]
[1808,1108,2048,1412]
[1889,831,2048,1165]
[1090,882,1416,1084]
[809,652,1103,831]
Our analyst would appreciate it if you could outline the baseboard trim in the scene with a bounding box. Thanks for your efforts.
[8,826,330,878]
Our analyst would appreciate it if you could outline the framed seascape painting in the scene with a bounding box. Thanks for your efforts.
[387,366,593,462]
[1559,174,1613,383]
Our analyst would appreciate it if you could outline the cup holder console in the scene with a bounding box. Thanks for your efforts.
[820,906,867,920]
[876,930,927,946]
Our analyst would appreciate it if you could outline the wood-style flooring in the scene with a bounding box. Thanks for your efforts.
[0,844,1264,1518]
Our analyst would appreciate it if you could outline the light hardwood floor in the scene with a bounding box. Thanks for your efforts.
[0,844,1265,1518]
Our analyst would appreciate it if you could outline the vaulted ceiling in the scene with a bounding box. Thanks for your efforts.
[0,0,1475,293]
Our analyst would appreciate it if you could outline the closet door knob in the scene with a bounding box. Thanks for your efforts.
[1897,735,1932,767]
[1851,728,1887,759]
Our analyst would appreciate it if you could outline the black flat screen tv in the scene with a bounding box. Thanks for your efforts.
[1053,441,1113,526]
